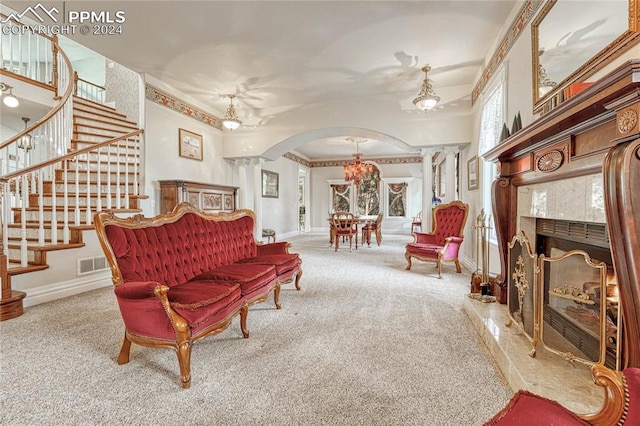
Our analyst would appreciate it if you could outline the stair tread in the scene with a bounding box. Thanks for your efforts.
[74,114,139,129]
[7,223,93,230]
[7,242,85,251]
[6,264,49,275]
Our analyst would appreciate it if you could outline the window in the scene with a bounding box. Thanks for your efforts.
[478,64,507,240]
[356,165,381,216]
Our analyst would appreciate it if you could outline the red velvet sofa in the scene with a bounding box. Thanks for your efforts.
[94,202,302,388]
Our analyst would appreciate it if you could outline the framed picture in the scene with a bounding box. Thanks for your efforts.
[178,128,203,161]
[262,170,279,198]
[467,156,479,190]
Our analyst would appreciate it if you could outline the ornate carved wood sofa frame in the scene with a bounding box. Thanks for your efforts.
[94,202,302,388]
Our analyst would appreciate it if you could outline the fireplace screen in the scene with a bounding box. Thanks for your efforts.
[507,231,619,368]
[540,249,608,366]
[506,232,538,356]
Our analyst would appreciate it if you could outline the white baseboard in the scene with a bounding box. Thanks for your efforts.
[24,273,112,308]
[459,254,477,274]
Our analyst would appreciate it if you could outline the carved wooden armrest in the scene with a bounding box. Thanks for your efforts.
[579,363,627,425]
[154,285,190,339]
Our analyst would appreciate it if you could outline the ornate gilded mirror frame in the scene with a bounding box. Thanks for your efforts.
[532,0,640,114]
[538,250,608,367]
[506,231,539,357]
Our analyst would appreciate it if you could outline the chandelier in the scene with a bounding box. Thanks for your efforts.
[413,65,440,111]
[222,94,242,130]
[343,138,373,186]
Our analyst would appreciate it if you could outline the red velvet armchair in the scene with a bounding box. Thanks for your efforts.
[404,201,469,278]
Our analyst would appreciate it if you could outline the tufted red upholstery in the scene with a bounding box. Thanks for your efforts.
[404,201,468,278]
[104,213,258,287]
[484,390,589,425]
[94,203,303,388]
[625,367,640,425]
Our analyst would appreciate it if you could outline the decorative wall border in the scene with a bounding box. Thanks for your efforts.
[145,83,223,130]
[471,0,543,105]
[284,153,423,168]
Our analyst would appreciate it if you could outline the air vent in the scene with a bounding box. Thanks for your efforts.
[536,219,609,249]
[77,256,108,276]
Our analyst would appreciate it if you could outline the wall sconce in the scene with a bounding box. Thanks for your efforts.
[1,82,20,108]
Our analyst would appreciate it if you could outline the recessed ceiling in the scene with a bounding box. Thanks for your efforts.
[1,1,518,159]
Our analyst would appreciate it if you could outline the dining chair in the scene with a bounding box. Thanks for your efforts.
[362,213,383,246]
[331,212,358,252]
[411,211,422,234]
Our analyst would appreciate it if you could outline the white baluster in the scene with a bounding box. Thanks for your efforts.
[115,146,121,209]
[106,145,112,209]
[20,175,28,268]
[38,169,44,245]
[96,147,102,212]
[74,157,80,225]
[124,143,130,209]
[50,163,58,245]
[85,152,91,225]
[62,160,69,244]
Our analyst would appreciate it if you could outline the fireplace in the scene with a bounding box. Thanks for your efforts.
[536,219,619,369]
[485,61,640,368]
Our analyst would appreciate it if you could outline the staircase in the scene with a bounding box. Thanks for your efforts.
[2,96,144,320]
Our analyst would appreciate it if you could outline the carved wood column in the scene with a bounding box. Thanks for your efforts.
[603,103,640,368]
[491,176,517,304]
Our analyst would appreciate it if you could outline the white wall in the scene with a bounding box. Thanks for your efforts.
[260,156,300,240]
[142,76,234,216]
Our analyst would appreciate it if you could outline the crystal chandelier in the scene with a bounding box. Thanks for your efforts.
[343,138,373,186]
[413,65,440,111]
[222,94,242,130]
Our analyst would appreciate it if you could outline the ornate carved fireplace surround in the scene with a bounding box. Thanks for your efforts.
[484,60,640,369]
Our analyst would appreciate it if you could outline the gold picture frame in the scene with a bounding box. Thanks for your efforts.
[467,156,479,190]
[178,128,203,161]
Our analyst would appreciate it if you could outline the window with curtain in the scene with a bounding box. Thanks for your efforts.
[478,64,506,241]
[356,165,381,216]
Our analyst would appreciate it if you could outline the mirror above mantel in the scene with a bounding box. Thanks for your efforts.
[532,0,640,114]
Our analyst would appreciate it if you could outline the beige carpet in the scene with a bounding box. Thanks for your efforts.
[0,233,512,425]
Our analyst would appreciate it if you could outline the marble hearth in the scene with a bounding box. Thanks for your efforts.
[464,298,603,415]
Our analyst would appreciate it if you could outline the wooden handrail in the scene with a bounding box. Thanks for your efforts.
[0,129,144,182]
[0,13,55,41]
[74,71,106,92]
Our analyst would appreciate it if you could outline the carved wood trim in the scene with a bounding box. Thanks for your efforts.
[603,138,640,368]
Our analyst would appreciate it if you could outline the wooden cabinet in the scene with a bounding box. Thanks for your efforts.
[158,180,238,214]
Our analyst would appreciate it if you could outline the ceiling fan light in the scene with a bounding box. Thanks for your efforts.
[223,118,241,130]
[222,94,242,131]
[413,65,440,111]
[414,95,440,111]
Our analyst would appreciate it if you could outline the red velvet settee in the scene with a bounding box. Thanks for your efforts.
[94,202,302,388]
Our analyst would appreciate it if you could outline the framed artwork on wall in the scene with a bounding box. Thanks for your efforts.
[178,128,203,161]
[262,170,279,198]
[467,156,479,190]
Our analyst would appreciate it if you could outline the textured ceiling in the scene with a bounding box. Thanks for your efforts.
[2,1,518,159]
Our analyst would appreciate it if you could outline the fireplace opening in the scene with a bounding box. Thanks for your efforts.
[536,219,618,369]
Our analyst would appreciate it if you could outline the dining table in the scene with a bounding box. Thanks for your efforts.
[328,214,377,249]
